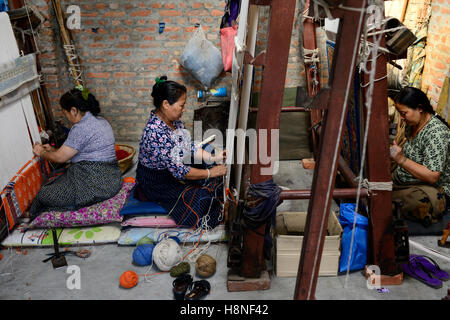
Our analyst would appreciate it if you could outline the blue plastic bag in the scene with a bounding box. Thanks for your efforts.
[338,203,368,273]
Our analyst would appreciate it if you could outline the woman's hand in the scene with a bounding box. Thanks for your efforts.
[212,149,227,164]
[209,164,227,178]
[32,142,46,157]
[390,141,405,164]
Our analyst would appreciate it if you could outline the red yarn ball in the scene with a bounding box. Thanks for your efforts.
[119,270,139,289]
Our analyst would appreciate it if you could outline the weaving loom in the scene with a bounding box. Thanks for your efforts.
[1,157,50,231]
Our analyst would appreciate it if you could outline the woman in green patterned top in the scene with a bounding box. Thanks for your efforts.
[390,87,449,226]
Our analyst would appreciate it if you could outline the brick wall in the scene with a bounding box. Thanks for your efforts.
[29,0,309,142]
[421,0,450,109]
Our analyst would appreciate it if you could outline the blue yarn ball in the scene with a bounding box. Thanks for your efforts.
[168,236,181,244]
[132,244,155,266]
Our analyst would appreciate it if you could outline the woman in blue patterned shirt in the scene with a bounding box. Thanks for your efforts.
[135,76,226,229]
[390,87,449,227]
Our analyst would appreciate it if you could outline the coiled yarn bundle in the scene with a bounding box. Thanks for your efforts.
[119,270,139,289]
[152,238,182,271]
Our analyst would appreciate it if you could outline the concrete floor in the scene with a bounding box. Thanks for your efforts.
[0,144,449,300]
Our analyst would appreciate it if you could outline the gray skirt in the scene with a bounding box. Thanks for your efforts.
[29,160,122,218]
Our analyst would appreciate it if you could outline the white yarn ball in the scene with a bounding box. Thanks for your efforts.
[152,238,182,271]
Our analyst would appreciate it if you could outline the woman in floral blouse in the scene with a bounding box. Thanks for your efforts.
[135,76,226,229]
[390,86,449,227]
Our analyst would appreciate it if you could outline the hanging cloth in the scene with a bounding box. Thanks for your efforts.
[220,0,241,29]
[242,179,282,255]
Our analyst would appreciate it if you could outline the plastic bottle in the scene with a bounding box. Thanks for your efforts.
[197,87,227,101]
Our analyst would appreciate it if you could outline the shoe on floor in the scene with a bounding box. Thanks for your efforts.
[185,280,210,300]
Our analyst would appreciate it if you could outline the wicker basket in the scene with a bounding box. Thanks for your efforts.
[116,144,136,174]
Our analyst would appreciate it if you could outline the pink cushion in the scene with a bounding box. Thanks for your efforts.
[121,215,177,228]
[28,182,134,228]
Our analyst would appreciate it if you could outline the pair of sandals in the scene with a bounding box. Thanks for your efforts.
[172,274,211,300]
[402,254,450,289]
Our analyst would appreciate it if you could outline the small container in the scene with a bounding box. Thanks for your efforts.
[197,87,227,101]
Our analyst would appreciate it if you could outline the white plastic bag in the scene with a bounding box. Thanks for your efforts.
[180,26,223,90]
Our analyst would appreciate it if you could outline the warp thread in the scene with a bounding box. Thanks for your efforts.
[119,270,139,289]
[152,238,182,271]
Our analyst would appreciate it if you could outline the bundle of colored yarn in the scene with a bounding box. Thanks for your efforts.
[119,270,139,289]
[152,237,182,271]
[132,244,155,266]
[170,261,191,277]
[137,236,154,246]
[195,254,216,278]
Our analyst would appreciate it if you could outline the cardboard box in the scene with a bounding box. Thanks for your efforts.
[274,211,342,277]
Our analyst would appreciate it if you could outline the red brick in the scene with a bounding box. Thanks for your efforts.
[81,12,98,17]
[87,72,110,79]
[115,43,134,48]
[114,72,136,78]
[165,3,176,9]
[192,2,203,9]
[211,9,223,17]
[88,43,106,48]
[131,10,152,17]
[159,10,182,16]
[102,12,125,18]
[434,61,447,70]
[135,27,157,32]
[142,58,164,64]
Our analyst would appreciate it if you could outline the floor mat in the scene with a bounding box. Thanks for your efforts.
[1,223,122,247]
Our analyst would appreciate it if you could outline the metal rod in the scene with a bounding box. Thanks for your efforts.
[280,188,367,200]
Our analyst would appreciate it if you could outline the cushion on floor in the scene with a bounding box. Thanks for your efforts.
[121,215,176,228]
[118,224,228,245]
[27,181,135,228]
[1,223,122,247]
[119,185,167,216]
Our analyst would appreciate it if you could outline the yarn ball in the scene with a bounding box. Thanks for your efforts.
[169,261,191,277]
[137,236,154,246]
[195,254,216,278]
[152,238,182,271]
[168,236,181,244]
[119,270,139,289]
[132,244,155,266]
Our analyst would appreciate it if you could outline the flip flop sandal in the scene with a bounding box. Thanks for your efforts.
[410,254,450,281]
[402,258,443,289]
[185,280,211,300]
[173,274,193,300]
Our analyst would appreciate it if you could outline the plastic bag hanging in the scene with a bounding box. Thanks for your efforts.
[180,26,223,90]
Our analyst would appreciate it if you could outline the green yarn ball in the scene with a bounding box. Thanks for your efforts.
[169,262,190,277]
[137,236,154,246]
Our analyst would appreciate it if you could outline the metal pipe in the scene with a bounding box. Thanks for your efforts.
[280,188,367,200]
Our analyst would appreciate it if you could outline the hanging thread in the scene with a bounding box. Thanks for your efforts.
[344,0,386,289]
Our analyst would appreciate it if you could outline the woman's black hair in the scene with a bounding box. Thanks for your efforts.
[60,88,101,116]
[395,86,449,127]
[394,86,434,114]
[151,75,187,110]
